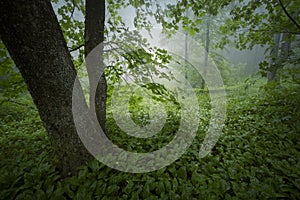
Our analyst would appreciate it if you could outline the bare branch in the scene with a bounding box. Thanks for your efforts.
[69,44,84,52]
[278,0,300,30]
[248,29,300,35]
[70,0,76,20]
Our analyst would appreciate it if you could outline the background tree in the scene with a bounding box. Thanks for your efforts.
[218,0,300,82]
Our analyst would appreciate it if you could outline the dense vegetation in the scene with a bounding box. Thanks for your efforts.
[1,79,300,199]
[1,0,300,199]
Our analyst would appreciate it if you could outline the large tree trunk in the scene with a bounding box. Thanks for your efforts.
[0,0,93,177]
[85,0,108,135]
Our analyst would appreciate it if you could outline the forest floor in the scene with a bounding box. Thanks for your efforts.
[0,82,300,199]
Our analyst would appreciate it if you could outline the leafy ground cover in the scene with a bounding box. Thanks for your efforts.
[0,82,299,199]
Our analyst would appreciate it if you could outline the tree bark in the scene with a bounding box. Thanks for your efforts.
[85,0,108,136]
[0,0,93,177]
[268,34,281,82]
[267,32,291,82]
[280,33,291,61]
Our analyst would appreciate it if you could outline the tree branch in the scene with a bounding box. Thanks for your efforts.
[69,0,76,20]
[278,0,300,30]
[69,44,84,52]
[248,28,300,35]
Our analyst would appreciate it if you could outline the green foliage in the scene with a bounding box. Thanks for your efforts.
[220,0,300,49]
[280,42,300,85]
[1,0,300,199]
[217,1,300,78]
[106,84,181,153]
[0,40,27,104]
[102,25,177,90]
[1,81,300,199]
[53,0,85,58]
[0,103,57,200]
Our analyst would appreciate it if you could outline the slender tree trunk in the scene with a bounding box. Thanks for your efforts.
[201,15,210,89]
[280,33,291,61]
[184,9,189,81]
[268,34,281,82]
[85,0,107,135]
[0,0,93,177]
[267,32,291,82]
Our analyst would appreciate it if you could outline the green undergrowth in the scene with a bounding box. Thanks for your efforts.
[0,82,299,199]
